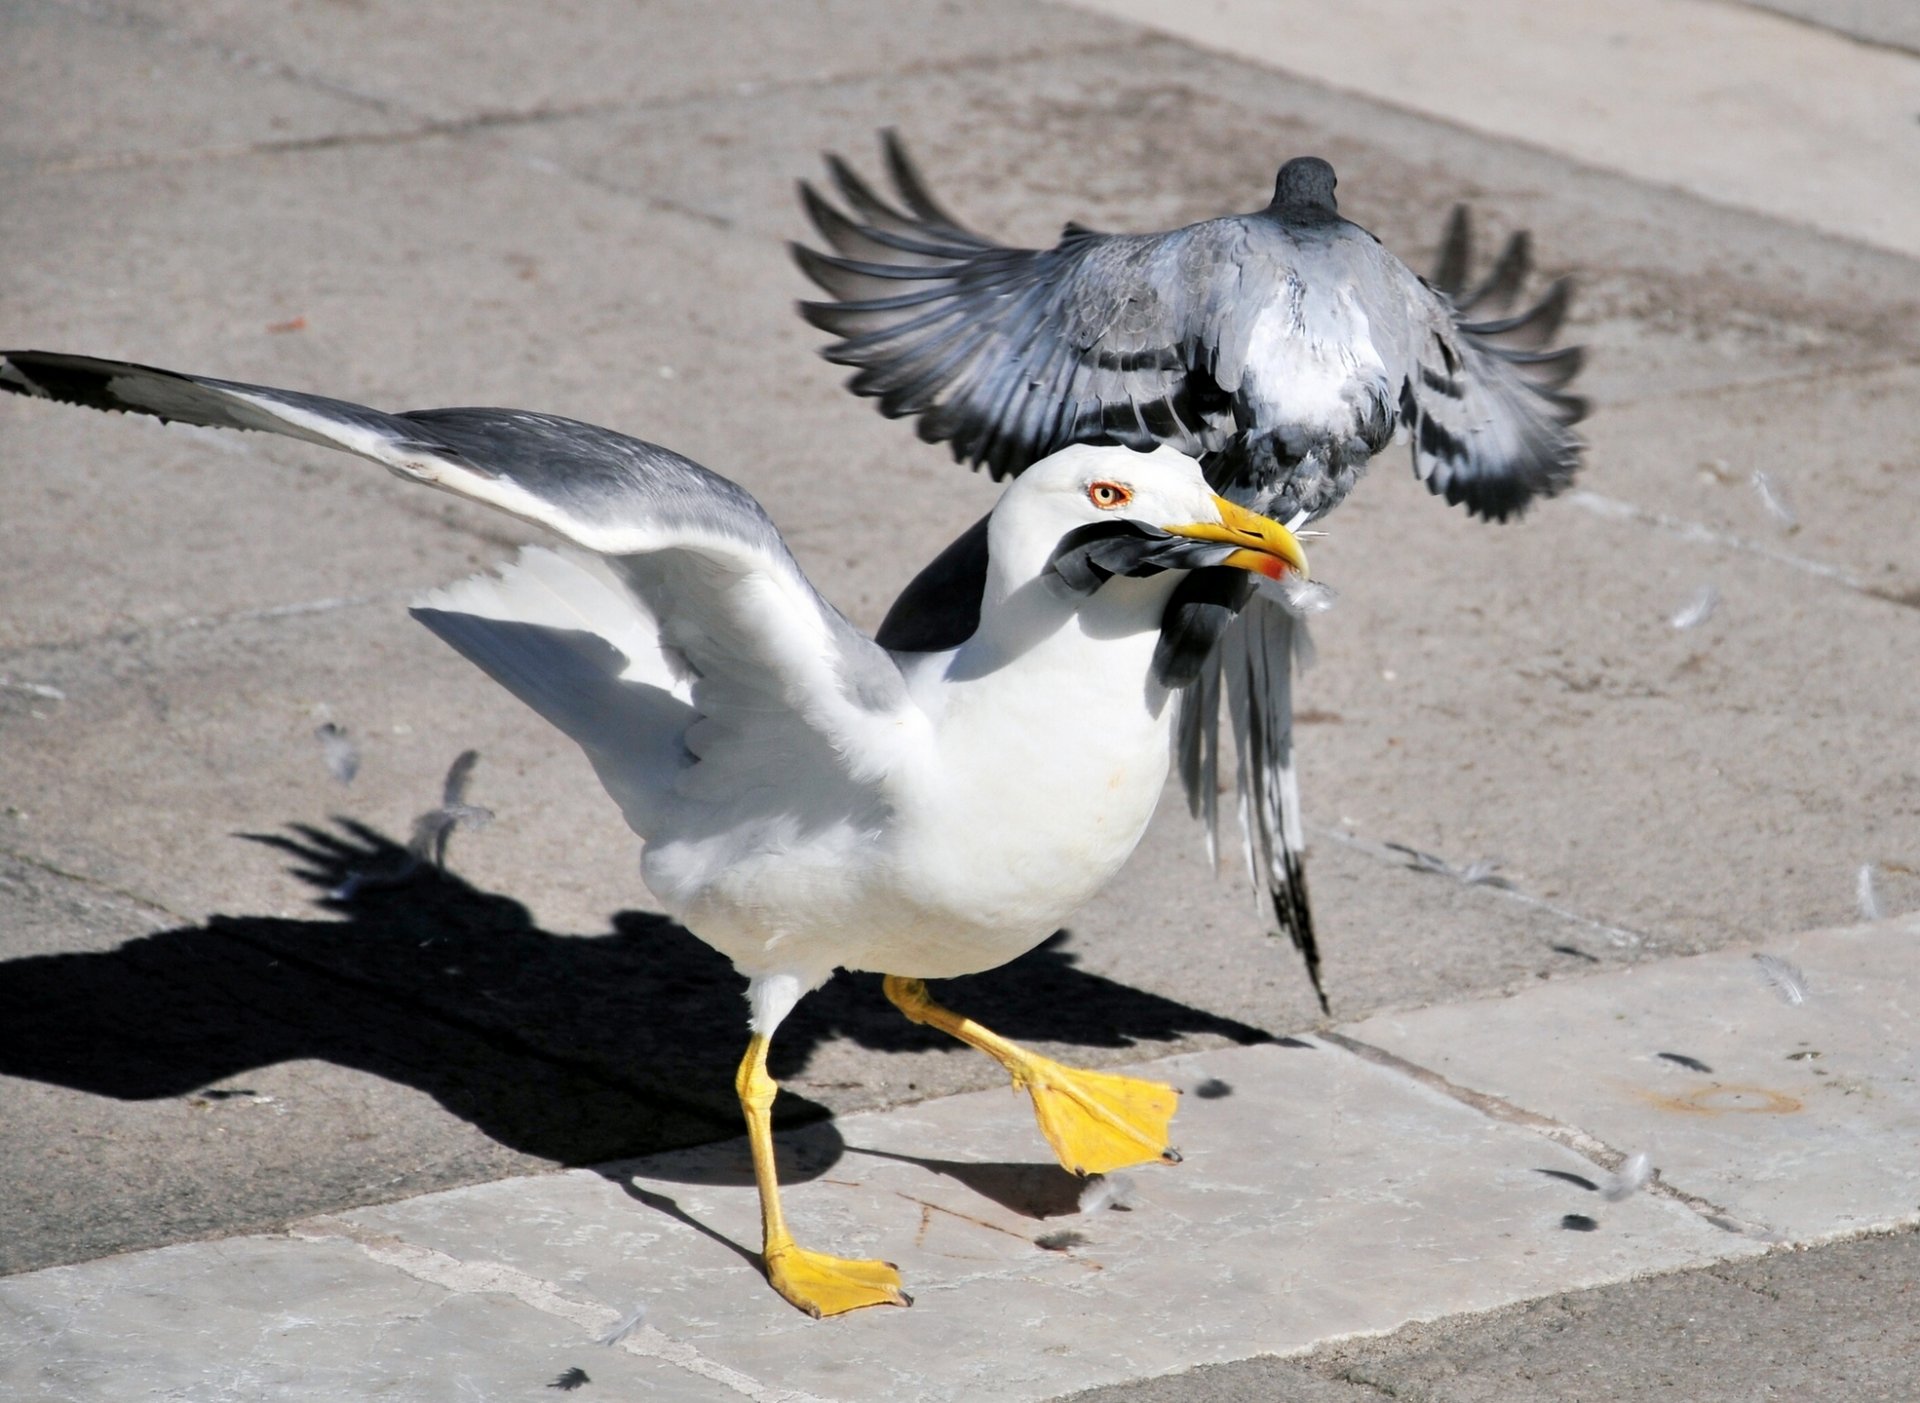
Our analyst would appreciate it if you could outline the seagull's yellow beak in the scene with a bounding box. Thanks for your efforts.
[1164,496,1309,581]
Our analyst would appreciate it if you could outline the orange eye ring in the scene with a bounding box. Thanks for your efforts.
[1087,480,1133,510]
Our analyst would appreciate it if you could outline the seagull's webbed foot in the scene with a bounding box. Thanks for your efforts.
[765,1242,911,1319]
[882,975,1180,1175]
[736,1029,912,1318]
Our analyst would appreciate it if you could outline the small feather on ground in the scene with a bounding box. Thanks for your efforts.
[597,1304,647,1347]
[1385,842,1514,889]
[331,749,493,899]
[314,722,360,784]
[1753,952,1809,1006]
[1751,469,1798,529]
[1035,1229,1089,1252]
[1669,584,1720,630]
[1857,864,1884,921]
[1600,1151,1654,1202]
[548,1367,589,1391]
[1078,1172,1138,1215]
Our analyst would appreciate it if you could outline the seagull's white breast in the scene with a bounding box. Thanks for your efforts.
[643,581,1179,987]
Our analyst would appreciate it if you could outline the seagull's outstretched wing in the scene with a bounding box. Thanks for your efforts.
[0,351,920,835]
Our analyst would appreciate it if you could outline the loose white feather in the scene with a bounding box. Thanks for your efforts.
[1078,1172,1139,1215]
[1600,1151,1653,1202]
[1386,842,1514,889]
[409,749,495,868]
[1669,584,1719,631]
[1753,952,1808,1006]
[314,722,360,784]
[597,1302,647,1346]
[1750,470,1797,529]
[1857,864,1884,921]
[1034,1229,1090,1252]
[330,749,494,898]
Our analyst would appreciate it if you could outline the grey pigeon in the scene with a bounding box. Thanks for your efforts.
[794,132,1586,1011]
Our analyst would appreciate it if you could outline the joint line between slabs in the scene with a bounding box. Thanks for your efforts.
[289,1217,833,1403]
[1313,826,1653,949]
[1563,489,1869,592]
[1314,1030,1781,1241]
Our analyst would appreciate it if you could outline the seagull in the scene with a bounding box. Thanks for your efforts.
[794,133,1586,1011]
[1,350,1306,1317]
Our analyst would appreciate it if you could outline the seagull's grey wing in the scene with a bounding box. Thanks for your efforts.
[0,351,921,802]
[1389,209,1586,521]
[795,132,1254,481]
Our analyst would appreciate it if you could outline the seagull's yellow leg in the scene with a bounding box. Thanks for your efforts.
[882,976,1179,1175]
[735,1033,910,1318]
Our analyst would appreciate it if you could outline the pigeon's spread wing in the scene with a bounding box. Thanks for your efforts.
[0,352,920,824]
[1394,208,1586,521]
[796,132,1266,481]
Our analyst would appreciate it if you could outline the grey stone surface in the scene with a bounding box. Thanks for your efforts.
[1347,920,1920,1242]
[1058,1228,1920,1402]
[1068,0,1920,260]
[327,1038,1757,1403]
[0,0,409,172]
[0,1231,748,1402]
[3,0,1920,1396]
[1741,0,1920,54]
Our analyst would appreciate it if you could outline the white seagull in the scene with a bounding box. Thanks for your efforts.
[794,134,1586,1011]
[1,351,1306,1317]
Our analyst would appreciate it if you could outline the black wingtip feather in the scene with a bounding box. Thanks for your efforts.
[1431,204,1472,296]
[1457,230,1532,315]
[879,129,967,233]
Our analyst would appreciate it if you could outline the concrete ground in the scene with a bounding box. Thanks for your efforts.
[2,0,1917,1398]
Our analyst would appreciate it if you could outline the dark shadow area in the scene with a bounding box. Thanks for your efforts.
[0,819,1276,1174]
[846,1145,1087,1219]
[1535,1168,1600,1193]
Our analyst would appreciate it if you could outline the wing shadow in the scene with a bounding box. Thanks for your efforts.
[0,819,1275,1179]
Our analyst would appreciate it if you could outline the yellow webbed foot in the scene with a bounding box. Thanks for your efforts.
[1016,1054,1180,1176]
[765,1243,912,1318]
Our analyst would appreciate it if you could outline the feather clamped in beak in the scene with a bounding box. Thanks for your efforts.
[1047,496,1308,596]
[1162,496,1310,581]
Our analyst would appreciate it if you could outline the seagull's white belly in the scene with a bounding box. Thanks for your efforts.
[642,627,1178,986]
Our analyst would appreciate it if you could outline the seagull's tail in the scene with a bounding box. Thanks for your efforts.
[411,547,696,839]
[1177,593,1325,1013]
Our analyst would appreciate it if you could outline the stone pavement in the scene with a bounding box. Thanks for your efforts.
[2,0,1918,1397]
[8,920,1918,1399]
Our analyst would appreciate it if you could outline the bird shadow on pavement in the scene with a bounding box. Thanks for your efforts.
[0,818,1276,1195]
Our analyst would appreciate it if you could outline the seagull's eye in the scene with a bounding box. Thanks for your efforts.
[1087,480,1133,510]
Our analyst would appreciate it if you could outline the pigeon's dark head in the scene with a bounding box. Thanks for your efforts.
[1272,157,1338,213]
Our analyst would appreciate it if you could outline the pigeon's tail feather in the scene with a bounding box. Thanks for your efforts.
[1217,595,1325,1013]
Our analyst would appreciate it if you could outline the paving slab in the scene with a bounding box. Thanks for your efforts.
[1067,1228,1920,1402]
[0,1033,1759,1403]
[77,0,1110,127]
[20,910,1920,1402]
[1068,0,1920,260]
[1741,0,1920,54]
[0,1231,746,1403]
[1345,918,1920,1242]
[0,0,409,173]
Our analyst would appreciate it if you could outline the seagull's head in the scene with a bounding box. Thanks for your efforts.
[997,443,1308,598]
